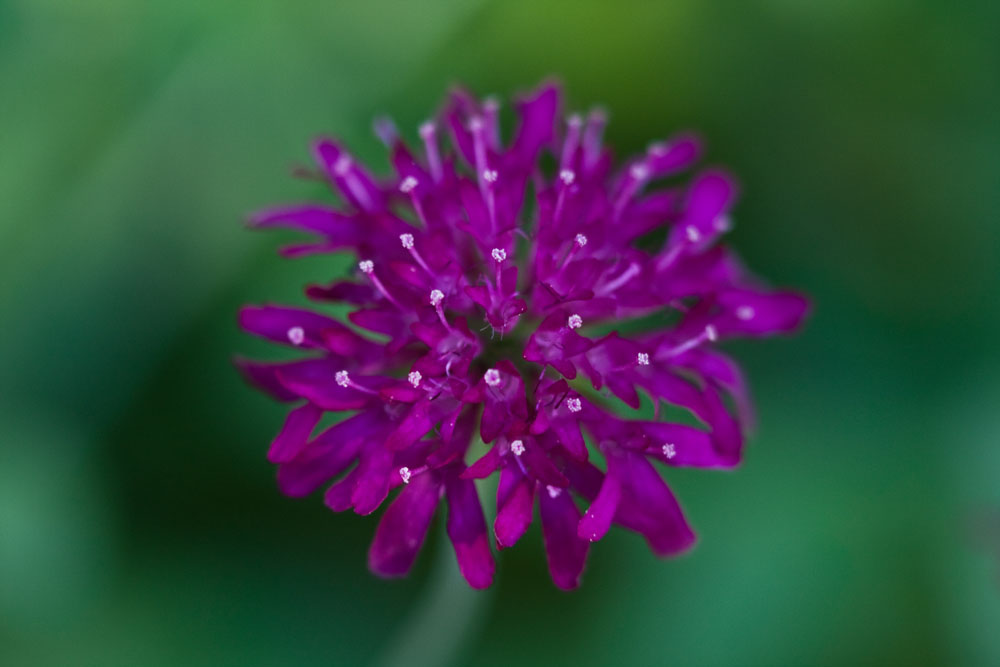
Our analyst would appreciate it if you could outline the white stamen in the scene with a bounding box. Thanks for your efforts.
[399,233,414,249]
[567,114,583,128]
[705,324,718,342]
[510,439,525,456]
[399,466,411,484]
[408,371,422,388]
[575,233,588,247]
[399,176,418,194]
[663,443,676,459]
[335,370,351,388]
[334,155,352,176]
[637,352,650,366]
[567,314,583,329]
[685,225,702,243]
[566,397,582,413]
[418,121,435,139]
[491,248,507,262]
[429,289,444,306]
[358,260,374,274]
[482,169,498,183]
[468,116,484,131]
[286,326,305,346]
[546,485,562,499]
[559,169,576,185]
[484,368,502,387]
[736,306,755,321]
[629,163,650,180]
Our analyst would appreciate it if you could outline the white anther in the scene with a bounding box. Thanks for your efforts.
[567,314,583,329]
[482,169,498,183]
[559,169,576,185]
[469,116,484,131]
[483,97,499,111]
[399,466,412,484]
[567,114,583,128]
[287,326,305,346]
[663,443,676,459]
[510,439,525,456]
[575,233,588,247]
[630,163,650,180]
[705,325,718,342]
[358,260,374,274]
[484,368,502,387]
[546,485,562,499]
[399,233,415,249]
[491,248,507,262]
[399,176,418,194]
[334,155,352,176]
[408,371,422,388]
[566,397,582,413]
[637,352,650,366]
[418,121,435,138]
[429,289,444,306]
[335,370,351,388]
[736,306,755,321]
[685,226,702,243]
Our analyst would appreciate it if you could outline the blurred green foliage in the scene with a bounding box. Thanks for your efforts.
[1,0,998,665]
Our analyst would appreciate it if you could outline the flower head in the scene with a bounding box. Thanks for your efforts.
[238,81,808,589]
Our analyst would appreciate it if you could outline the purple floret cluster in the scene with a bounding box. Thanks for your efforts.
[238,82,808,589]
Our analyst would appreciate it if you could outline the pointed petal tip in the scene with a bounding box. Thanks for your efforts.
[651,531,698,558]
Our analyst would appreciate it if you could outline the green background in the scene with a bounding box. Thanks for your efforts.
[1,1,998,665]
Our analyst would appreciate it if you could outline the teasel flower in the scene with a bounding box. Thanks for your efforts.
[238,81,808,589]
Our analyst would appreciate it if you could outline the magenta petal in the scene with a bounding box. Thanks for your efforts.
[539,483,589,590]
[495,465,534,549]
[512,82,559,164]
[235,357,300,402]
[647,133,701,177]
[368,472,442,578]
[276,410,380,497]
[379,381,424,403]
[524,311,595,371]
[550,418,588,460]
[680,348,756,432]
[268,402,323,463]
[462,446,500,480]
[306,280,374,305]
[617,452,696,556]
[577,462,622,542]
[386,398,456,451]
[522,440,570,488]
[640,422,737,468]
[715,288,810,337]
[275,359,371,411]
[312,138,383,213]
[686,169,736,228]
[445,475,495,589]
[427,407,477,469]
[249,204,356,239]
[324,467,361,512]
[239,305,338,348]
[350,444,395,515]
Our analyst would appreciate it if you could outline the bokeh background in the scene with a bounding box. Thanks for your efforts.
[2,1,998,665]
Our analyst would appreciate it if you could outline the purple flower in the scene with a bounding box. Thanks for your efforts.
[238,82,808,590]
